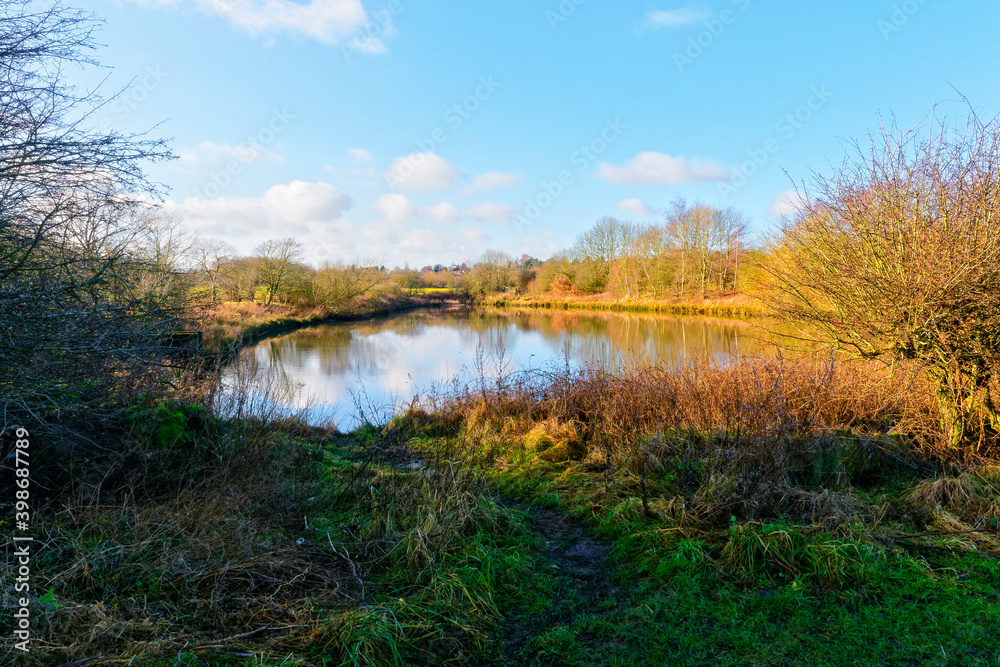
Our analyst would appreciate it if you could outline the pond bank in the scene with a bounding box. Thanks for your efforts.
[196,293,466,361]
[479,293,764,319]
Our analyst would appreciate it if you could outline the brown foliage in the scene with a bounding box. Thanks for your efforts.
[763,108,1000,452]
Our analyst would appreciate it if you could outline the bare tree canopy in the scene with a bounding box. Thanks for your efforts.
[466,249,516,295]
[763,109,1000,452]
[254,237,304,305]
[1,0,174,437]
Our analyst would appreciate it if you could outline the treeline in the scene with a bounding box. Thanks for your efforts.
[183,200,755,307]
[540,202,751,299]
[450,201,756,301]
[188,235,391,309]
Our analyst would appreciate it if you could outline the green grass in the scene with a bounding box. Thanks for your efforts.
[3,407,535,665]
[9,354,1000,665]
[389,393,1000,667]
[469,457,1000,666]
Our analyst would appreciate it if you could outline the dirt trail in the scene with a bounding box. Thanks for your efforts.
[501,505,620,664]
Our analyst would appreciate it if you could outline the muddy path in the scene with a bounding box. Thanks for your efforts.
[499,505,621,665]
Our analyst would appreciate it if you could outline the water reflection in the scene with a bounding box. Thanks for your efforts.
[221,307,766,429]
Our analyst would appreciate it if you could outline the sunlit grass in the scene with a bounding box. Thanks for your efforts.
[9,349,999,665]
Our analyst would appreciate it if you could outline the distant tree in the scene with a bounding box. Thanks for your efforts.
[519,254,543,269]
[764,110,1000,452]
[390,266,424,293]
[313,261,386,308]
[132,210,193,312]
[466,249,515,295]
[664,199,697,297]
[717,206,750,292]
[218,256,260,302]
[535,255,576,293]
[573,217,636,292]
[191,236,235,304]
[254,238,303,305]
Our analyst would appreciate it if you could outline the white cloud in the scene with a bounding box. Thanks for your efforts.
[617,198,657,217]
[374,193,417,223]
[374,195,461,224]
[597,152,729,185]
[169,181,511,267]
[385,152,462,192]
[264,181,352,220]
[644,8,711,29]
[465,171,522,193]
[424,202,461,224]
[388,225,490,262]
[173,180,353,243]
[768,190,808,217]
[153,0,375,45]
[177,140,282,164]
[466,203,514,222]
[348,148,373,164]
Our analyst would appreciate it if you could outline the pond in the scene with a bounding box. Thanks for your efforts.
[219,307,768,430]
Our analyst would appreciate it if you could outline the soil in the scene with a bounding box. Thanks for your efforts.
[500,505,620,665]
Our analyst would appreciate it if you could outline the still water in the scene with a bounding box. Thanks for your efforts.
[221,307,763,430]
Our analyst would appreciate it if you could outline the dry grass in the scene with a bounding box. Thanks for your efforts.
[404,353,999,541]
[1,360,526,665]
[196,301,334,352]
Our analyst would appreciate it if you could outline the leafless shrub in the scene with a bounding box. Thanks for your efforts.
[0,1,175,443]
[763,107,1000,454]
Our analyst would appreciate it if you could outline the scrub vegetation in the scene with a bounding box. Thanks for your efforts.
[1,2,998,665]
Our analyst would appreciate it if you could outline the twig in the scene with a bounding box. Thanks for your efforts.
[328,531,366,599]
[187,624,309,650]
[892,528,1000,537]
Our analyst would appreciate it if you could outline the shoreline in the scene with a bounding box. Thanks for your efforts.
[478,294,764,319]
[198,294,466,362]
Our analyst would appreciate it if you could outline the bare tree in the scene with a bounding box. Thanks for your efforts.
[131,209,193,311]
[573,217,636,292]
[312,260,386,308]
[717,206,750,292]
[218,256,261,302]
[191,236,235,304]
[1,1,173,437]
[254,237,303,305]
[466,249,515,295]
[664,199,697,298]
[764,110,1000,452]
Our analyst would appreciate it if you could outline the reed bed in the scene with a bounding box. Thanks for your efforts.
[401,353,1000,582]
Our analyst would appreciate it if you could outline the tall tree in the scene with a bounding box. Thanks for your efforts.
[254,237,303,305]
[191,236,235,304]
[1,0,172,436]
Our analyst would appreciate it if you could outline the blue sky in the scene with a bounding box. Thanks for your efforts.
[78,0,1000,267]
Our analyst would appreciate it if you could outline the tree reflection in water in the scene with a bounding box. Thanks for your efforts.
[221,307,767,430]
